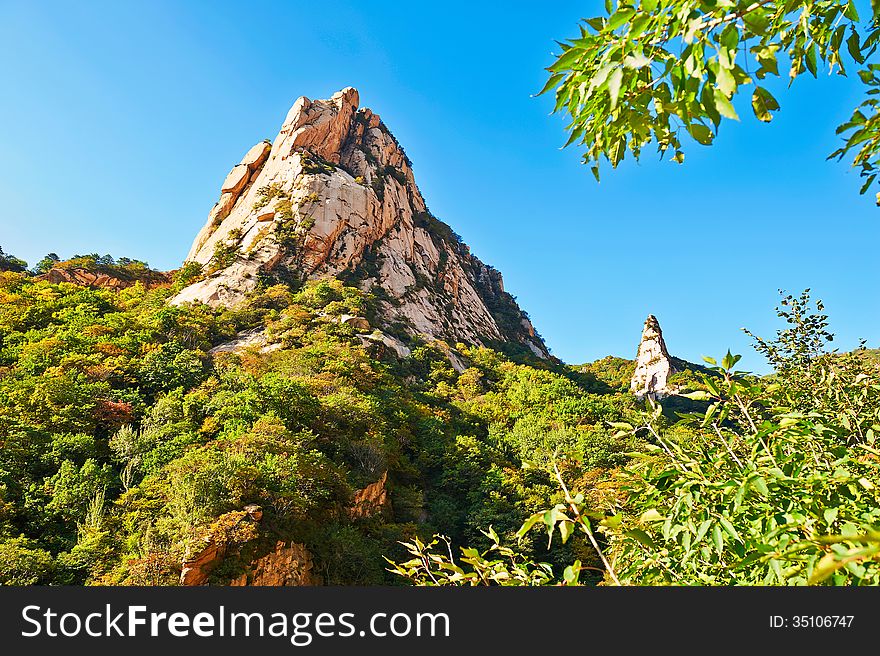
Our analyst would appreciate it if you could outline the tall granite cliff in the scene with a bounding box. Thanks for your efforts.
[172,88,547,359]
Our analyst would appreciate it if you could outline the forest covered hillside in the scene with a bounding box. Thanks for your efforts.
[0,257,658,585]
[2,249,876,586]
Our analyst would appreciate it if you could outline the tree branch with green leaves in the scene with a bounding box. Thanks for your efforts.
[543,0,880,204]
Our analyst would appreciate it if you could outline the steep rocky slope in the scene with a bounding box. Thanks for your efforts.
[172,88,547,358]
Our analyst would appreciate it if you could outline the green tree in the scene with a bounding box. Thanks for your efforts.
[32,253,60,275]
[0,246,27,272]
[543,0,880,203]
[0,537,54,585]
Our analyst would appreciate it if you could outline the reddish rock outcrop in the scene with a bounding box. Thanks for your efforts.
[179,504,263,586]
[179,504,320,587]
[38,267,171,291]
[230,541,320,587]
[349,471,391,519]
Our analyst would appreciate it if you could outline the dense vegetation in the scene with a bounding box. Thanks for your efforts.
[0,250,657,585]
[1,247,876,586]
[392,293,880,586]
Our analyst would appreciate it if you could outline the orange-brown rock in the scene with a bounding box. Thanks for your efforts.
[241,141,272,171]
[179,505,263,586]
[285,87,360,165]
[221,164,250,195]
[38,267,171,291]
[230,541,320,586]
[349,471,390,519]
[179,540,224,586]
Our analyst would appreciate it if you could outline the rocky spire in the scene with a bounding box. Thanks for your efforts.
[630,315,677,399]
[172,88,548,359]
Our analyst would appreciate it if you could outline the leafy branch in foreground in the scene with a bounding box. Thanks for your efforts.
[390,292,880,585]
[543,0,880,202]
[386,529,556,586]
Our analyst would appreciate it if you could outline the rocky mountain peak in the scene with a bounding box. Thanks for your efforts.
[630,314,677,399]
[172,88,547,359]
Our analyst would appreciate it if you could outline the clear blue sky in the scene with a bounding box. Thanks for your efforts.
[1,1,877,372]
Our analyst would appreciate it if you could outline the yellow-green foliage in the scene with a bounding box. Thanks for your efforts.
[0,271,643,586]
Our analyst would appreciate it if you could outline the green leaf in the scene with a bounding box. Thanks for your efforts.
[718,516,741,542]
[751,87,780,122]
[844,0,860,21]
[804,44,818,77]
[754,46,779,78]
[742,10,770,35]
[841,523,860,538]
[712,523,724,555]
[624,52,652,69]
[608,68,624,109]
[716,66,736,97]
[688,123,714,145]
[750,476,769,497]
[847,31,865,64]
[629,13,651,38]
[608,421,634,431]
[769,558,783,583]
[563,561,581,584]
[824,507,839,525]
[809,552,844,584]
[516,512,545,539]
[460,547,480,559]
[537,73,564,96]
[720,24,739,52]
[549,46,585,73]
[607,8,635,30]
[599,513,623,529]
[559,520,574,544]
[639,508,665,523]
[696,519,712,542]
[625,528,657,550]
[736,552,765,570]
[713,89,739,120]
[721,351,736,370]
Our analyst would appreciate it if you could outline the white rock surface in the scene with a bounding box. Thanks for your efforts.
[172,88,547,358]
[630,315,677,399]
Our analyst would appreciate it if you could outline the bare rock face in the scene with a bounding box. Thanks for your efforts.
[630,315,677,399]
[230,541,320,587]
[180,504,320,586]
[172,87,547,358]
[179,504,263,586]
[349,471,391,519]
